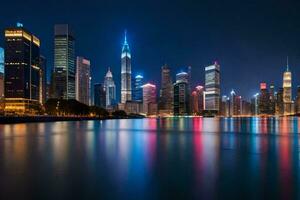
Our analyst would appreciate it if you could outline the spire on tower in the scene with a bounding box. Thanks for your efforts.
[124,30,127,45]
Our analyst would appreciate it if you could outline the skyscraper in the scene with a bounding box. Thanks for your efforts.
[296,86,300,115]
[176,72,189,83]
[251,93,259,115]
[258,83,270,115]
[0,47,4,99]
[229,90,241,116]
[39,56,47,104]
[94,83,106,108]
[204,62,220,114]
[173,81,190,115]
[4,24,42,114]
[104,68,116,108]
[76,57,91,105]
[133,75,143,101]
[269,84,275,115]
[275,87,284,115]
[159,64,173,114]
[121,31,132,103]
[53,24,75,99]
[191,85,204,115]
[283,58,293,115]
[142,83,157,115]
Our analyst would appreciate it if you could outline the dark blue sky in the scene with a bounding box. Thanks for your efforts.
[1,0,300,100]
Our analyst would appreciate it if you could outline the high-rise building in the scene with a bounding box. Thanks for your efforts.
[204,62,220,114]
[258,83,270,115]
[104,68,116,108]
[76,57,91,105]
[142,83,157,115]
[53,24,75,99]
[283,58,293,115]
[241,100,251,116]
[158,64,173,114]
[229,90,241,116]
[296,86,300,115]
[251,93,259,115]
[173,81,190,115]
[220,95,230,117]
[39,56,47,104]
[191,85,204,115]
[176,72,189,83]
[0,47,4,99]
[275,87,284,115]
[4,24,42,114]
[121,31,132,103]
[269,84,275,115]
[94,83,106,108]
[132,74,143,101]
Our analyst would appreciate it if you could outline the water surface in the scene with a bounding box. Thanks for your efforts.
[0,117,299,199]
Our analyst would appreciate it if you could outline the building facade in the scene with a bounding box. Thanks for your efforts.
[4,25,42,114]
[104,68,116,108]
[159,64,173,114]
[191,85,204,115]
[258,83,270,115]
[94,83,106,108]
[76,57,91,105]
[283,60,293,115]
[142,83,157,115]
[121,31,132,103]
[132,75,143,101]
[0,47,4,99]
[39,56,47,104]
[204,62,220,114]
[53,24,75,99]
[173,81,190,115]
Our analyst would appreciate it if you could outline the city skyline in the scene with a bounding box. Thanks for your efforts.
[1,0,300,101]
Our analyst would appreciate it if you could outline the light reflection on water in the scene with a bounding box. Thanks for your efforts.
[0,117,299,199]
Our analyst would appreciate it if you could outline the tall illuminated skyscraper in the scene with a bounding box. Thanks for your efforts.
[283,58,293,115]
[121,31,132,103]
[104,68,116,108]
[4,24,42,114]
[204,61,220,114]
[94,83,106,108]
[53,24,75,99]
[76,57,91,105]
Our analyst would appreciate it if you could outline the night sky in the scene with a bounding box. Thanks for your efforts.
[1,0,300,101]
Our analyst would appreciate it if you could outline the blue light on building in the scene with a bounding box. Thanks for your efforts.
[133,74,143,101]
[0,47,4,74]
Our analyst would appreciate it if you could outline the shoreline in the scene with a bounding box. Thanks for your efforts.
[0,115,298,124]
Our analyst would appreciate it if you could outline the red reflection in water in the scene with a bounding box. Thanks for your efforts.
[192,117,203,133]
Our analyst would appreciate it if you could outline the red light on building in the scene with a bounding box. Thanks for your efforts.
[260,83,267,90]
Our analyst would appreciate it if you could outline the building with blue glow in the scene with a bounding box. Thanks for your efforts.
[121,31,132,103]
[104,68,116,108]
[0,47,4,99]
[133,74,143,101]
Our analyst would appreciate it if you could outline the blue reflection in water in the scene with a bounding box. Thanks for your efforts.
[0,118,299,199]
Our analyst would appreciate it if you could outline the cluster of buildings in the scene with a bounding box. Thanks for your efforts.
[0,23,299,117]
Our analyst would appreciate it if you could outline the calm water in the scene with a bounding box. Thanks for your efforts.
[0,117,300,199]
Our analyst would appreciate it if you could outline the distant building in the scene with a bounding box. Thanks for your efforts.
[258,83,270,115]
[132,75,143,101]
[53,24,75,99]
[283,58,293,115]
[121,31,132,103]
[204,62,220,115]
[296,86,300,115]
[125,100,143,114]
[142,83,157,115]
[173,81,190,115]
[229,90,241,116]
[251,93,259,115]
[39,56,47,104]
[220,95,230,117]
[275,87,284,115]
[76,57,91,105]
[269,84,275,115]
[94,83,106,108]
[176,72,189,83]
[191,85,204,115]
[104,68,116,108]
[241,100,251,116]
[158,64,173,115]
[0,47,4,99]
[4,24,42,114]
